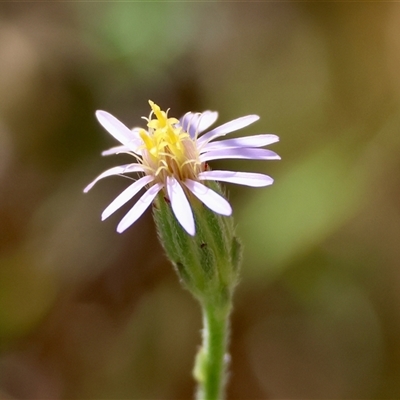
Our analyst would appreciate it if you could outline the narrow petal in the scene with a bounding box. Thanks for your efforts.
[179,112,192,131]
[181,111,218,138]
[179,111,218,139]
[116,183,163,233]
[179,112,200,138]
[184,179,232,216]
[166,176,195,236]
[102,175,155,220]
[197,115,260,146]
[200,148,281,162]
[101,145,131,156]
[199,170,274,187]
[197,111,219,134]
[200,134,279,153]
[83,164,146,193]
[96,110,142,152]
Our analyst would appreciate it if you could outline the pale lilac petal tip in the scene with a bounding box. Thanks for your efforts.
[200,148,281,162]
[83,163,145,193]
[179,112,194,132]
[184,179,232,216]
[180,111,218,138]
[197,115,260,146]
[96,110,142,152]
[116,183,163,233]
[101,175,154,221]
[166,176,195,236]
[179,112,201,138]
[197,111,219,133]
[199,170,274,187]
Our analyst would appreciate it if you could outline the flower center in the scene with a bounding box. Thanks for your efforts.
[139,101,202,181]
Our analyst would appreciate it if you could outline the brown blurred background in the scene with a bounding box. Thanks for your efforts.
[1,2,400,399]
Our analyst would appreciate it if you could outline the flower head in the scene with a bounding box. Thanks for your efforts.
[84,101,280,236]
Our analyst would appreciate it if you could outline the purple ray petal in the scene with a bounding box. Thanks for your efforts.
[179,112,191,129]
[200,148,281,162]
[179,111,218,138]
[199,170,274,187]
[197,115,259,146]
[96,111,142,152]
[102,175,155,220]
[179,112,194,131]
[200,134,279,153]
[197,111,219,134]
[179,112,201,138]
[83,164,146,193]
[116,183,163,233]
[184,179,232,216]
[166,176,195,236]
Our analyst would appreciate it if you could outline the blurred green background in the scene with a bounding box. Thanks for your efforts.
[1,2,400,399]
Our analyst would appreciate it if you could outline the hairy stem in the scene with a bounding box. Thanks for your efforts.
[195,300,231,400]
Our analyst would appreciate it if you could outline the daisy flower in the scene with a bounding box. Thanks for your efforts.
[84,101,280,236]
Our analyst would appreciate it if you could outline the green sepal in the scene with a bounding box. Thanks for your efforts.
[153,181,242,303]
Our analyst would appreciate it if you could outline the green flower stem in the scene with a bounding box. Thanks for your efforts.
[153,184,242,400]
[195,299,232,400]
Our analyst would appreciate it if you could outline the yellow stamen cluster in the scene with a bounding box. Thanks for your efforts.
[139,101,202,182]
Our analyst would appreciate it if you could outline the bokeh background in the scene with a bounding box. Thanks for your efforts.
[1,2,400,399]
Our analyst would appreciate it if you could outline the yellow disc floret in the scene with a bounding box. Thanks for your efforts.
[139,101,202,182]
